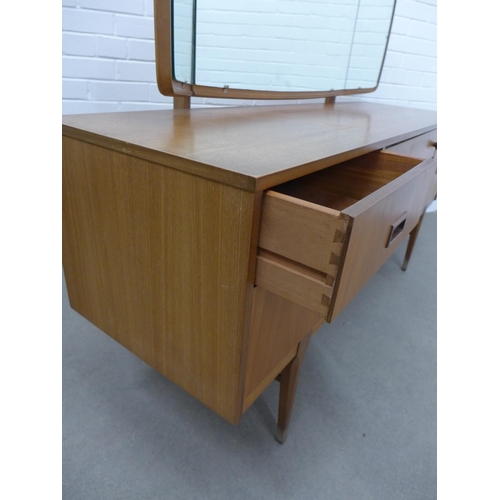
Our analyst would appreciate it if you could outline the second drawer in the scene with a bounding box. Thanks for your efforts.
[256,150,437,322]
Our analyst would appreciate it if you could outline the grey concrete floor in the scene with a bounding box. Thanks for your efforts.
[63,213,436,500]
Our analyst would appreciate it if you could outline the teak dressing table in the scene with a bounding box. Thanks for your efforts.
[62,101,437,442]
[63,0,436,443]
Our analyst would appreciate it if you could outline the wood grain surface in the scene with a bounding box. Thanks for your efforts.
[274,150,421,204]
[243,287,323,411]
[255,254,332,318]
[255,150,436,323]
[385,129,437,160]
[62,102,437,192]
[62,137,255,424]
[331,156,437,320]
[62,101,437,435]
[259,190,344,274]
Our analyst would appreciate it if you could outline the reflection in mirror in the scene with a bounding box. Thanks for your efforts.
[172,0,395,93]
[345,0,394,89]
[173,0,195,84]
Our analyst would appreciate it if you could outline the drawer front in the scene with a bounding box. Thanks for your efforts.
[331,155,437,320]
[256,151,436,322]
[385,129,437,160]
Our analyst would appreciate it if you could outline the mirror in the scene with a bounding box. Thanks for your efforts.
[156,0,396,99]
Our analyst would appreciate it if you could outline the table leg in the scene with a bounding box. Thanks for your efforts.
[276,332,312,444]
[402,212,425,271]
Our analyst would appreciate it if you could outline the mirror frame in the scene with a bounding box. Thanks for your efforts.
[154,0,396,100]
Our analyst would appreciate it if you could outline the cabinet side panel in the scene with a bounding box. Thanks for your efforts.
[62,137,254,423]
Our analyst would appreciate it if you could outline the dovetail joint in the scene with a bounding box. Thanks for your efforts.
[333,229,345,243]
[329,252,341,266]
[325,274,335,287]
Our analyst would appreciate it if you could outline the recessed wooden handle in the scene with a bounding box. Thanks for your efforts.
[386,212,407,248]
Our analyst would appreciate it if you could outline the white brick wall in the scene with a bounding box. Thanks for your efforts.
[62,0,436,114]
[356,0,436,109]
[157,0,394,91]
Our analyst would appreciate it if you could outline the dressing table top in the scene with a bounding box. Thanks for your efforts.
[62,101,437,192]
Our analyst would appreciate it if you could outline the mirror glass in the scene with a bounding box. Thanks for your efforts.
[173,0,195,84]
[172,0,395,92]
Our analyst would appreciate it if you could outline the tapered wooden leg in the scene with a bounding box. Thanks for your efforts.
[276,332,312,444]
[402,212,425,271]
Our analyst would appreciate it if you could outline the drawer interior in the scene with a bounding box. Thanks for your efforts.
[271,150,421,211]
[257,149,430,322]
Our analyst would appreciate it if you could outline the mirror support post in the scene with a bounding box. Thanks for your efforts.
[174,96,191,109]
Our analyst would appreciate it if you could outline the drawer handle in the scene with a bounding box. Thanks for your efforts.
[386,212,407,248]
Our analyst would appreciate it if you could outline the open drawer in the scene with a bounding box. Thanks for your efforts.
[255,150,437,322]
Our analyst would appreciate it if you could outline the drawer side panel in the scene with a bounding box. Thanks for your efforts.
[255,255,331,317]
[259,191,345,275]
